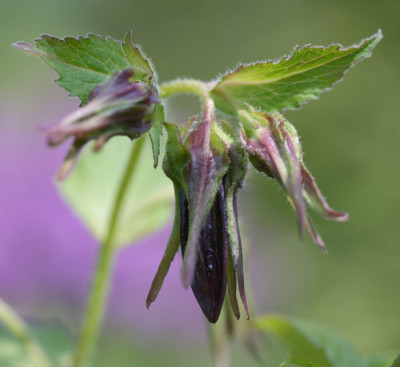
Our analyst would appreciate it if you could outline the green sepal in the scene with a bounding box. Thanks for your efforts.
[122,30,155,82]
[146,182,181,308]
[226,250,240,320]
[148,103,165,168]
[162,122,191,193]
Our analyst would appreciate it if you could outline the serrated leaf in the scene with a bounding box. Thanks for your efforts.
[58,135,174,248]
[211,31,382,114]
[148,103,165,168]
[253,315,365,367]
[14,34,135,105]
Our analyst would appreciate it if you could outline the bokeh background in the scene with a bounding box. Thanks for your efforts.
[0,0,399,365]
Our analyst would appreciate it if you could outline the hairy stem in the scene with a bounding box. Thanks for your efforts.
[159,79,210,106]
[0,298,51,367]
[72,136,146,367]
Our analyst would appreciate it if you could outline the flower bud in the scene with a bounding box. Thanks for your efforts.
[147,116,249,323]
[239,109,349,252]
[46,68,159,179]
[179,181,228,323]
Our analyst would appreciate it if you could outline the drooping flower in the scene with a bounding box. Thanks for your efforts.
[239,108,349,252]
[146,103,249,323]
[46,68,160,179]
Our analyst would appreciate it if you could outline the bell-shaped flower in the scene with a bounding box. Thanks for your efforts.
[46,68,159,179]
[239,108,349,252]
[146,106,249,323]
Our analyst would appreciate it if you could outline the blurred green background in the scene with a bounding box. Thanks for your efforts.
[1,0,399,365]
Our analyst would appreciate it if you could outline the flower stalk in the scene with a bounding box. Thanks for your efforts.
[0,298,51,367]
[72,136,145,367]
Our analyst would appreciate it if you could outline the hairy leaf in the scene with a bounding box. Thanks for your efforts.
[58,135,174,247]
[211,31,382,114]
[14,33,144,105]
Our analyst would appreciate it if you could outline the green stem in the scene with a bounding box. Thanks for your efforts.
[159,79,210,106]
[72,136,146,367]
[208,298,233,367]
[0,298,51,367]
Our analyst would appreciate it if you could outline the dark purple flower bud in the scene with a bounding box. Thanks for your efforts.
[147,117,249,323]
[179,182,228,323]
[46,68,159,179]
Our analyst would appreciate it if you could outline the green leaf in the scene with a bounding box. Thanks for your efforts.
[211,31,382,114]
[58,135,174,248]
[366,352,400,367]
[252,315,364,367]
[148,103,165,168]
[0,323,73,367]
[14,34,133,105]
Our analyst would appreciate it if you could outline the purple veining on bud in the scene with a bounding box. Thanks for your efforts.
[179,182,229,323]
[45,68,159,179]
[239,109,349,252]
